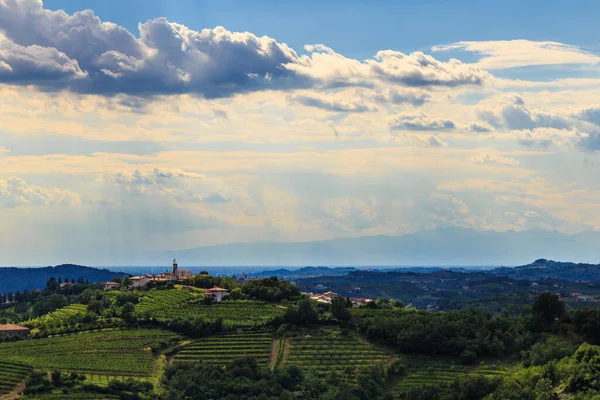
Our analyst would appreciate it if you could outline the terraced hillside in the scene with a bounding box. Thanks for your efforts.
[136,292,286,327]
[134,289,197,316]
[393,355,511,398]
[0,360,32,396]
[283,328,393,377]
[26,304,88,327]
[174,330,274,366]
[0,329,179,379]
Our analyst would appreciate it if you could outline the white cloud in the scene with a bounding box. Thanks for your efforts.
[0,177,80,208]
[100,168,205,185]
[469,153,519,166]
[433,40,600,70]
[389,113,455,131]
[290,92,378,113]
[372,88,430,106]
[477,94,572,131]
[288,45,491,89]
[0,36,87,86]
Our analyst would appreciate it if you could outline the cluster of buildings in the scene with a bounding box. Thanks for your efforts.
[569,293,596,302]
[101,259,195,291]
[101,260,229,302]
[307,291,373,308]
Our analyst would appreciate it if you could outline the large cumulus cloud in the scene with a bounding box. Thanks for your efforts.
[0,0,491,97]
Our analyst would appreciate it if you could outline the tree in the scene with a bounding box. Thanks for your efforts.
[112,276,122,284]
[122,276,131,287]
[87,300,103,314]
[242,277,301,302]
[46,277,58,291]
[531,292,565,325]
[331,296,351,323]
[285,299,319,326]
[228,287,244,300]
[51,369,63,387]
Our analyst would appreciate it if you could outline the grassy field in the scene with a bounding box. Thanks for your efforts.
[0,360,32,395]
[0,329,179,378]
[174,330,274,366]
[393,355,511,397]
[284,328,393,377]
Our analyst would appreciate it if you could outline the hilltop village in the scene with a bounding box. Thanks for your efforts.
[99,259,374,307]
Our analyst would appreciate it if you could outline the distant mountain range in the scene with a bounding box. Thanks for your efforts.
[170,227,600,266]
[0,265,127,293]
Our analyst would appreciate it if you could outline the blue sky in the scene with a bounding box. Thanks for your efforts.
[1,0,600,265]
[43,0,600,59]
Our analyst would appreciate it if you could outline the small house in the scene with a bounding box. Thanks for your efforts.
[310,291,339,304]
[0,324,30,338]
[350,297,373,308]
[101,281,121,291]
[204,287,229,303]
[130,276,150,288]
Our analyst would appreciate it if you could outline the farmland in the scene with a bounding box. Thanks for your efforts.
[26,304,87,333]
[393,355,511,398]
[134,289,197,316]
[0,360,32,395]
[283,328,393,377]
[174,330,274,366]
[136,294,286,327]
[0,329,179,378]
[26,304,89,328]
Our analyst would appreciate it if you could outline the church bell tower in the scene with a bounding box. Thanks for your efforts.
[172,258,178,275]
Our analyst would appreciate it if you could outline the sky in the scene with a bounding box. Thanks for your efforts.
[1,0,600,265]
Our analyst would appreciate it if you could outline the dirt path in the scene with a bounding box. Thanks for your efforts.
[0,379,26,400]
[268,338,279,368]
[280,337,290,365]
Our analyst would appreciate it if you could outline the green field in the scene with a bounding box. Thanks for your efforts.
[136,292,286,327]
[0,360,32,395]
[284,328,392,377]
[174,330,274,366]
[393,355,511,397]
[0,329,179,378]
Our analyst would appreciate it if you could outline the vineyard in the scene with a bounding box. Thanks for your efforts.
[284,328,393,377]
[0,329,179,378]
[0,360,32,395]
[393,355,511,397]
[134,289,197,315]
[26,304,88,327]
[174,330,274,366]
[136,293,286,327]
